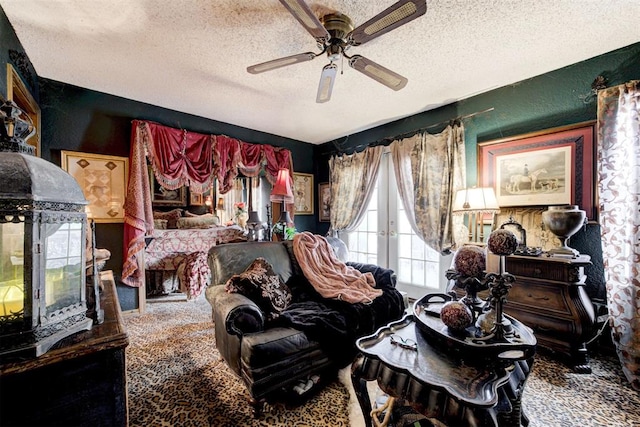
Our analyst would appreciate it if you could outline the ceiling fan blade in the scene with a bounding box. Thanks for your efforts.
[316,63,337,103]
[348,0,427,46]
[279,0,330,43]
[247,52,318,74]
[348,55,408,91]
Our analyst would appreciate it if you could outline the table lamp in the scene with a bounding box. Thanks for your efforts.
[452,187,500,244]
[270,168,294,239]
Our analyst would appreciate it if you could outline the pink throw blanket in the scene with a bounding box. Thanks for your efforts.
[293,232,382,304]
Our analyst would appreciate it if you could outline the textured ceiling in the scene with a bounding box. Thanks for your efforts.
[2,0,639,144]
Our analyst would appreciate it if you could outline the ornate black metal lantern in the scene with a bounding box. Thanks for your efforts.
[0,100,92,358]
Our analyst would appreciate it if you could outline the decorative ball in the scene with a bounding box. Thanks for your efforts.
[487,229,518,255]
[440,301,473,332]
[453,245,486,277]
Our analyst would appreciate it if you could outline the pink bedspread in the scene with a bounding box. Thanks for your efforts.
[145,226,246,299]
[145,226,244,270]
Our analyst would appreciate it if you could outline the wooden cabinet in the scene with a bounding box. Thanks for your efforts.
[503,254,595,373]
[0,275,129,426]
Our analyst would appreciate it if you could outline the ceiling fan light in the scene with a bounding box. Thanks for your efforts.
[364,2,417,36]
[316,64,337,103]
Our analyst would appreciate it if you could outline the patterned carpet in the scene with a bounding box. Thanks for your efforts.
[125,295,640,427]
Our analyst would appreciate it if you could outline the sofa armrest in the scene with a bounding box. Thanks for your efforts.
[208,286,265,336]
[346,261,397,289]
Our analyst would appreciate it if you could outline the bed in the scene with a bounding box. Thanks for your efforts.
[145,223,247,299]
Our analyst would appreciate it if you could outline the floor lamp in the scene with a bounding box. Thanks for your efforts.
[452,187,500,244]
[270,168,294,240]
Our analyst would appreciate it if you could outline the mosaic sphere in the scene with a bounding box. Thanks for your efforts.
[487,229,518,256]
[453,245,486,277]
[440,301,473,332]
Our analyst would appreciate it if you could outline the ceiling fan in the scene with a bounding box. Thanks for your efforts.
[247,0,428,103]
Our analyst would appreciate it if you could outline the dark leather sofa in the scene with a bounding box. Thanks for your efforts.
[205,237,405,415]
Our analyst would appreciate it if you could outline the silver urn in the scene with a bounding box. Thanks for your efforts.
[541,205,586,257]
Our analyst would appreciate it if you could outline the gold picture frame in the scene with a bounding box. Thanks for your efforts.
[189,191,204,206]
[148,166,187,206]
[61,151,129,223]
[293,172,314,215]
[318,182,330,222]
[7,63,41,157]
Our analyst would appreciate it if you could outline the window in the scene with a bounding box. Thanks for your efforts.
[345,153,452,300]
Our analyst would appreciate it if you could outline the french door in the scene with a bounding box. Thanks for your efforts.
[344,153,452,300]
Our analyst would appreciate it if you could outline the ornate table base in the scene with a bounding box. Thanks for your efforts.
[352,315,534,427]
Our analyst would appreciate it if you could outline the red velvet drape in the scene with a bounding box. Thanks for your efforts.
[144,121,214,193]
[122,120,294,287]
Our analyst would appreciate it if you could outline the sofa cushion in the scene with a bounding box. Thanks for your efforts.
[225,257,293,319]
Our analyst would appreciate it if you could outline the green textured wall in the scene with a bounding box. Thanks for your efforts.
[315,41,640,301]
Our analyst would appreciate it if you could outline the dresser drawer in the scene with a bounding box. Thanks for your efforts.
[505,308,575,337]
[508,281,571,315]
[505,255,589,283]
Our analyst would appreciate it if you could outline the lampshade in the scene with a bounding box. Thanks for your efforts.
[452,187,500,245]
[216,197,225,210]
[270,168,294,203]
[247,211,261,224]
[453,187,500,215]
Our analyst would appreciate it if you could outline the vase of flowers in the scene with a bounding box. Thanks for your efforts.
[234,202,247,228]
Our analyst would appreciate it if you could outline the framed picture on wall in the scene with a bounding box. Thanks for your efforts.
[478,121,597,221]
[293,172,314,215]
[318,182,331,222]
[61,151,129,223]
[148,166,187,206]
[189,191,204,206]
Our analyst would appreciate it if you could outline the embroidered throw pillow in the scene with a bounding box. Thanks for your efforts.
[153,208,183,229]
[225,257,292,319]
[176,214,219,229]
[153,219,168,230]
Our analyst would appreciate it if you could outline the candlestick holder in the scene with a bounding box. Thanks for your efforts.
[473,229,519,343]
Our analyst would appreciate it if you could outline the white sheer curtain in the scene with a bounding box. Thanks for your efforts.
[596,80,640,390]
[390,123,466,253]
[328,145,383,236]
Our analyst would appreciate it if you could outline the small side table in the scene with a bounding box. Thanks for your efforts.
[352,314,534,427]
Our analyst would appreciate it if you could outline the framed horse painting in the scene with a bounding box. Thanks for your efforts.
[478,121,597,221]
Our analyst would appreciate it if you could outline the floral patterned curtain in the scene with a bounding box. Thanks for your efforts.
[596,80,640,390]
[328,145,383,235]
[390,123,466,253]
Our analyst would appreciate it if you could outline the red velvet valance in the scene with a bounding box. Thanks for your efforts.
[142,121,214,193]
[213,135,294,194]
[122,120,294,287]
